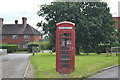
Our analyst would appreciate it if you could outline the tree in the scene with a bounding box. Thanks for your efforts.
[37,2,116,54]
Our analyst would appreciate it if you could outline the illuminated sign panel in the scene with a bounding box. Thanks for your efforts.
[59,27,72,29]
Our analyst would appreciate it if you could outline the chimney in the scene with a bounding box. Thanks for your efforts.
[0,18,4,28]
[15,20,18,24]
[22,17,27,27]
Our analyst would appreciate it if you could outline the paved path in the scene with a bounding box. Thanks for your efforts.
[89,66,119,78]
[0,53,31,78]
[0,54,2,80]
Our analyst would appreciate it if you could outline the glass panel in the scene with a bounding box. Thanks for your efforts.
[60,33,71,37]
[61,64,70,68]
[61,55,71,59]
[24,35,30,39]
[61,60,71,63]
[60,38,71,41]
[60,51,71,54]
[60,46,70,50]
[60,41,71,46]
[60,37,71,46]
[12,35,19,39]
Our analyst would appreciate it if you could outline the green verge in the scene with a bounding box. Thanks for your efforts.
[0,53,7,55]
[30,53,118,78]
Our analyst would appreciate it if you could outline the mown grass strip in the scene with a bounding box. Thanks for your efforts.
[30,53,118,78]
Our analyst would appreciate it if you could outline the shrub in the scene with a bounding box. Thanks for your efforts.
[27,42,52,52]
[39,42,50,50]
[18,48,27,51]
[0,44,6,49]
[0,44,18,53]
[6,45,18,53]
[27,42,39,52]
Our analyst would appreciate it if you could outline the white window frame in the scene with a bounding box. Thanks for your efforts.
[24,35,30,39]
[0,35,4,39]
[12,35,19,39]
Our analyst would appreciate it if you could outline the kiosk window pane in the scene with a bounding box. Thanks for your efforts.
[61,60,71,63]
[60,46,70,50]
[60,41,71,46]
[60,51,71,54]
[60,38,71,41]
[61,64,70,68]
[60,37,71,46]
[60,33,71,37]
[61,55,70,59]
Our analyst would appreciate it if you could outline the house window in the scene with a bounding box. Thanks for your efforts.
[0,35,4,39]
[12,35,19,39]
[24,35,30,39]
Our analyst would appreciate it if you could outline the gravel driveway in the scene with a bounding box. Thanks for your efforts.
[0,53,32,78]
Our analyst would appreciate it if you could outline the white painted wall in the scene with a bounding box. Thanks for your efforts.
[0,49,7,54]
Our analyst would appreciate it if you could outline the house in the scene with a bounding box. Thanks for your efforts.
[113,17,120,43]
[0,17,42,49]
[113,17,120,29]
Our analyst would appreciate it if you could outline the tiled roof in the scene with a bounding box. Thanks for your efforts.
[1,24,42,35]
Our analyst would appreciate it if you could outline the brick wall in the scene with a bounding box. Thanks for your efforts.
[113,17,120,29]
[113,17,120,43]
[0,35,42,48]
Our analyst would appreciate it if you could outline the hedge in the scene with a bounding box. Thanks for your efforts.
[27,42,50,52]
[18,48,27,51]
[0,44,18,53]
[27,42,39,52]
[39,42,50,50]
[27,42,120,53]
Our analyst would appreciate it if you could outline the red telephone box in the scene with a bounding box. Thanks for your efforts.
[56,21,75,74]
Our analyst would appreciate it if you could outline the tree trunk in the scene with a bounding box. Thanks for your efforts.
[86,53,89,55]
[76,46,80,55]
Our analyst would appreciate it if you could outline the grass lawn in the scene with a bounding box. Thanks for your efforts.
[30,53,118,78]
[0,53,7,55]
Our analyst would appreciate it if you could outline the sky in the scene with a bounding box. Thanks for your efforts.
[0,0,119,30]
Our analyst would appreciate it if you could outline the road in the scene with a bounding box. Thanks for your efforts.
[0,54,2,79]
[0,53,31,78]
[89,66,119,79]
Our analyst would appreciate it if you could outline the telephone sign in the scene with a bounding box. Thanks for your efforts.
[56,21,75,74]
[59,27,72,29]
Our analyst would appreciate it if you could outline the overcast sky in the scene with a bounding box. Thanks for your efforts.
[0,0,119,30]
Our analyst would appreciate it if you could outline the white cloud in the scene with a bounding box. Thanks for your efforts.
[104,0,119,17]
[0,0,53,30]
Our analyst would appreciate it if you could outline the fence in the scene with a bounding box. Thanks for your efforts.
[111,47,120,56]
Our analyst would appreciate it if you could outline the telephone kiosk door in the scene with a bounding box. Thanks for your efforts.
[56,21,75,74]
